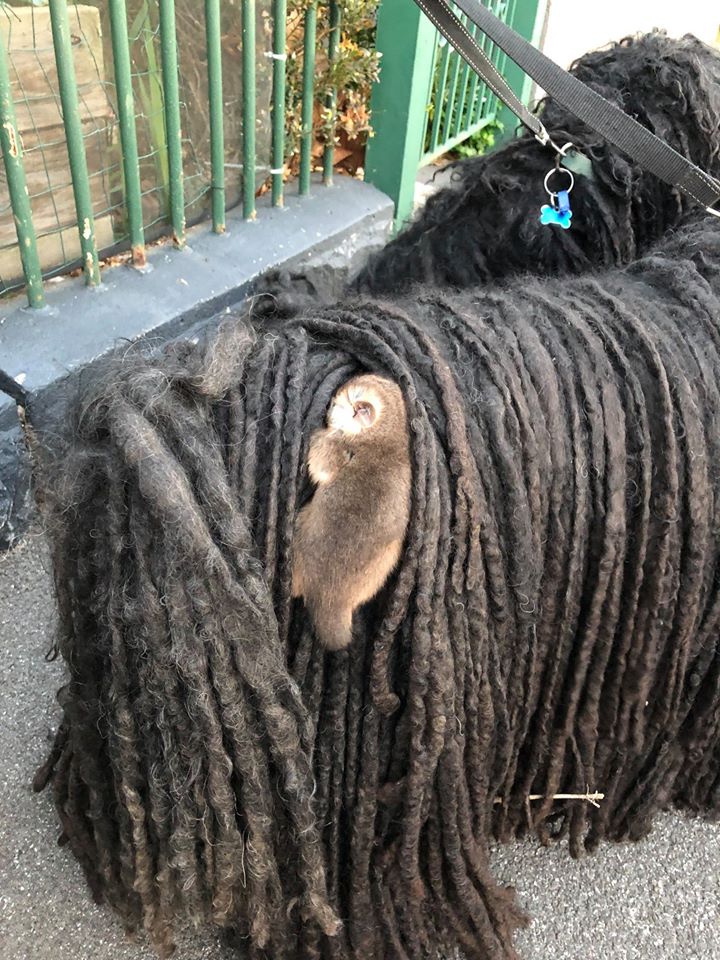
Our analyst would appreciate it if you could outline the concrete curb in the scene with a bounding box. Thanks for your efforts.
[0,177,394,548]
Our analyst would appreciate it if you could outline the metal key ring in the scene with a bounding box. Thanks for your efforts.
[544,167,575,197]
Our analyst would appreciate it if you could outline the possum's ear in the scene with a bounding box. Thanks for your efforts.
[352,399,377,428]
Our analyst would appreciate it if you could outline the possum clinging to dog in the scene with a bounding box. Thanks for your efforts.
[291,373,412,650]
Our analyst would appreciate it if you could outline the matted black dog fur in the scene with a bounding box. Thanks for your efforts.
[351,31,720,293]
[33,212,720,960]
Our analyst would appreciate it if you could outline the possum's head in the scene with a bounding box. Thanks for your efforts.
[327,374,404,438]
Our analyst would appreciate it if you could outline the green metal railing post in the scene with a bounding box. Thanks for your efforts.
[205,0,225,232]
[495,0,544,137]
[469,2,497,127]
[364,0,437,225]
[48,0,101,286]
[158,0,185,246]
[108,0,146,266]
[427,35,451,155]
[270,0,287,206]
[298,2,317,196]
[322,0,341,185]
[0,32,44,308]
[440,17,466,144]
[453,21,482,136]
[242,0,256,219]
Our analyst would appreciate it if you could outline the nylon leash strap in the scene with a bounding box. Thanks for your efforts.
[411,0,720,215]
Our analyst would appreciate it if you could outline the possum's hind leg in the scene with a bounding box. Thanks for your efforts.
[291,504,315,598]
[309,601,353,651]
[291,566,304,599]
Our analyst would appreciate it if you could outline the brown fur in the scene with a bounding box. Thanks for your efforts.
[292,374,412,650]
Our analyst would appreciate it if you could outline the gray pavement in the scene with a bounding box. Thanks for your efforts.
[1,534,718,960]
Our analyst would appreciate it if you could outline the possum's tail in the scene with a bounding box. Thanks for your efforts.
[308,600,353,652]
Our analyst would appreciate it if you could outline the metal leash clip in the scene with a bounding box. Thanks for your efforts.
[539,142,575,229]
[534,124,575,158]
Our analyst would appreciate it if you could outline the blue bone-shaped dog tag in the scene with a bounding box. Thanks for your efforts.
[540,194,572,229]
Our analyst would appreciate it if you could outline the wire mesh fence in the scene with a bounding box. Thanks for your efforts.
[0,0,276,300]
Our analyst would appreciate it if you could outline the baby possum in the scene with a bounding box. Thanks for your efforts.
[291,373,412,651]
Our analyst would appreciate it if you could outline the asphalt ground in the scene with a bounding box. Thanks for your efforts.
[1,534,718,960]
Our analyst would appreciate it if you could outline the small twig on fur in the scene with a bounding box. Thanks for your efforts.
[494,791,605,809]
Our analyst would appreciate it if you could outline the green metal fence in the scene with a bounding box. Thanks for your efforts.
[365,0,541,226]
[0,0,538,309]
[0,0,235,303]
[422,0,516,163]
[0,0,298,305]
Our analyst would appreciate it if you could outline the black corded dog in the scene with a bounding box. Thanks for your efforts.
[350,31,720,294]
[35,211,720,960]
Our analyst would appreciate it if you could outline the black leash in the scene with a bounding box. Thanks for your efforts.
[412,0,720,214]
